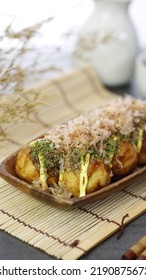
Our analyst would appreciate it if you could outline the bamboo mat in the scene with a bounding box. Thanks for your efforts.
[0,65,146,260]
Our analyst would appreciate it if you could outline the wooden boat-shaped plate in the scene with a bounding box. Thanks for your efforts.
[1,148,146,209]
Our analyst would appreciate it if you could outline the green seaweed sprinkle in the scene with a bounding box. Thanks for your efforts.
[30,139,63,171]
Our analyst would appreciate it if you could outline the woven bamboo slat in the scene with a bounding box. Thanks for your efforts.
[0,66,146,259]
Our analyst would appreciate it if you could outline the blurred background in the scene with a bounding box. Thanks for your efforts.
[1,0,146,48]
[0,0,146,93]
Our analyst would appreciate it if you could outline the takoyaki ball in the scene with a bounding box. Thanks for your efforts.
[138,131,146,165]
[62,169,80,197]
[62,159,111,197]
[15,146,39,183]
[86,159,111,194]
[112,141,138,177]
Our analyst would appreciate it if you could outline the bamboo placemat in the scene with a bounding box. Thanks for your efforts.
[0,66,146,260]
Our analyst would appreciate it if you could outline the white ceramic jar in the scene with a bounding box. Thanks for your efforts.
[74,0,138,86]
[135,51,146,98]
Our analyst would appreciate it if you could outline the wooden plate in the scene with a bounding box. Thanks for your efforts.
[1,149,146,209]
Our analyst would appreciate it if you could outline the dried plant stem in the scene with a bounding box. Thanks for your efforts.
[0,16,63,143]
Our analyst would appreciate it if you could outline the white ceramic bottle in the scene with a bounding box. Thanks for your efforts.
[74,0,138,86]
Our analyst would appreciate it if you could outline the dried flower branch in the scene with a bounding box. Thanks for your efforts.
[73,29,125,61]
[0,16,55,96]
[0,17,63,144]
